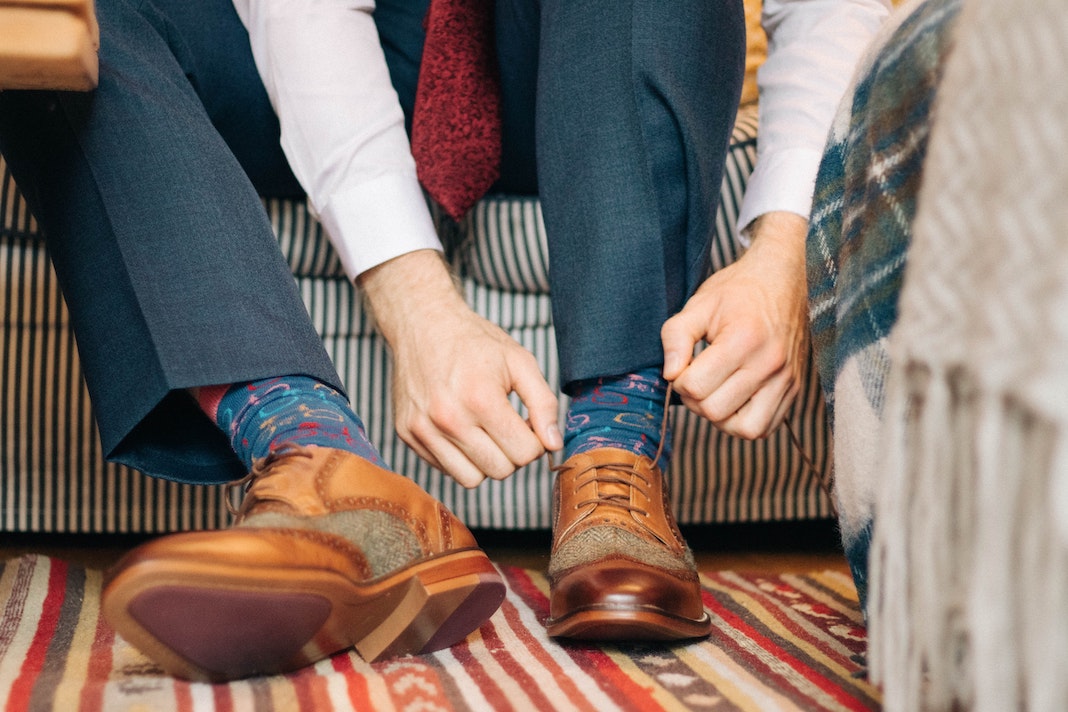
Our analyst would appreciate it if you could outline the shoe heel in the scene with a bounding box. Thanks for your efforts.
[355,564,506,662]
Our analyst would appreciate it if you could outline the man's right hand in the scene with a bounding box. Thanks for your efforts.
[358,249,562,488]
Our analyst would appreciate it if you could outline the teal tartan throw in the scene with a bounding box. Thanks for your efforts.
[805,0,961,609]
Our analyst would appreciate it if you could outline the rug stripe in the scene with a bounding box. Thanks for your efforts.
[439,637,512,709]
[5,557,67,712]
[175,680,194,712]
[243,664,271,710]
[355,656,398,710]
[708,597,861,711]
[78,591,116,712]
[491,597,589,711]
[328,654,371,710]
[622,641,746,709]
[482,570,621,711]
[783,571,867,622]
[710,605,833,711]
[495,596,600,712]
[475,614,556,709]
[598,645,699,710]
[460,624,541,708]
[26,559,86,711]
[684,634,804,711]
[0,556,38,703]
[501,568,665,711]
[52,567,103,711]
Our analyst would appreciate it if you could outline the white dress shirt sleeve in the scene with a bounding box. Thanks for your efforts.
[233,0,442,281]
[737,0,891,238]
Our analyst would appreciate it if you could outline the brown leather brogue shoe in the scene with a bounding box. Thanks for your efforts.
[546,447,710,641]
[102,445,506,681]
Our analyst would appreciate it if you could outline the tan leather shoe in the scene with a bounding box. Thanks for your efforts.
[546,447,710,640]
[102,445,505,681]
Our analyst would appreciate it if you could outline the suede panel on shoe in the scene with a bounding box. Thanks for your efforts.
[549,525,696,578]
[238,510,423,579]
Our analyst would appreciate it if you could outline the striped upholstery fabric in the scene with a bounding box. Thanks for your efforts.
[0,103,833,533]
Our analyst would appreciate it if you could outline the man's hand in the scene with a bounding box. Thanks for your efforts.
[358,250,561,487]
[661,212,810,439]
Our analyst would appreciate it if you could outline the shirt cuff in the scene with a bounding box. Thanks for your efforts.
[736,146,824,245]
[318,173,444,280]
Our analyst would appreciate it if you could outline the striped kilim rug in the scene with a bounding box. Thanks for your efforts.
[0,555,879,711]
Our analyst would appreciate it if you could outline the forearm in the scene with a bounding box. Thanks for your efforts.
[234,0,442,278]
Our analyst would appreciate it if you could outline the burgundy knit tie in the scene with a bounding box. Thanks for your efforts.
[411,0,501,221]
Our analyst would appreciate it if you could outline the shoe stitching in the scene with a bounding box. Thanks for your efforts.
[551,552,700,584]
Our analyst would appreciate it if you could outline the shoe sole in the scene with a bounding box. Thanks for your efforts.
[546,607,711,641]
[102,541,506,681]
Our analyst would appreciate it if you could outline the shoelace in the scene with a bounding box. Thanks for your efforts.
[548,384,676,517]
[549,381,835,516]
[225,443,316,516]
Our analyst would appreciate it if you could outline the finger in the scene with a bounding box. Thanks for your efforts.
[765,392,796,435]
[414,428,490,488]
[671,342,744,406]
[660,310,705,381]
[398,428,446,473]
[442,378,545,473]
[715,375,790,440]
[676,358,761,423]
[475,404,547,470]
[511,356,562,451]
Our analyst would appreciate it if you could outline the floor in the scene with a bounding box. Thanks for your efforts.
[0,519,850,575]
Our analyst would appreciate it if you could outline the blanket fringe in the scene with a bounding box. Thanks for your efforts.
[870,362,1068,711]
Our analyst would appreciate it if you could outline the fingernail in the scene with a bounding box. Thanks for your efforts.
[546,423,563,450]
[664,352,680,376]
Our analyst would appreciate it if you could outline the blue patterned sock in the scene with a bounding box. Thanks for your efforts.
[564,367,672,464]
[200,376,387,471]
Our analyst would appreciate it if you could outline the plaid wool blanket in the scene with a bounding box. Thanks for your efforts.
[805,0,962,609]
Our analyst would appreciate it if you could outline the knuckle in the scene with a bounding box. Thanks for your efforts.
[426,401,463,435]
[702,398,733,424]
[763,345,788,372]
[514,439,544,467]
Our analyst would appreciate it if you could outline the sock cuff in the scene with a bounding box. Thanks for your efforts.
[194,384,231,422]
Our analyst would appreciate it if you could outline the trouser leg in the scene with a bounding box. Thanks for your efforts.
[536,0,746,390]
[0,0,341,484]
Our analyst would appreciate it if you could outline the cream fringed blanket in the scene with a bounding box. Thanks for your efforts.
[866,0,1068,709]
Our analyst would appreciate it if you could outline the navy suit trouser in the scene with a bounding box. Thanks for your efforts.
[0,0,745,483]
[0,0,338,484]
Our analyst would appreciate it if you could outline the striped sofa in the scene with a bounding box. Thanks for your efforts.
[0,103,833,534]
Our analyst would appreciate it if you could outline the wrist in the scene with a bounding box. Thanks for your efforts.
[746,211,808,248]
[356,249,466,345]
